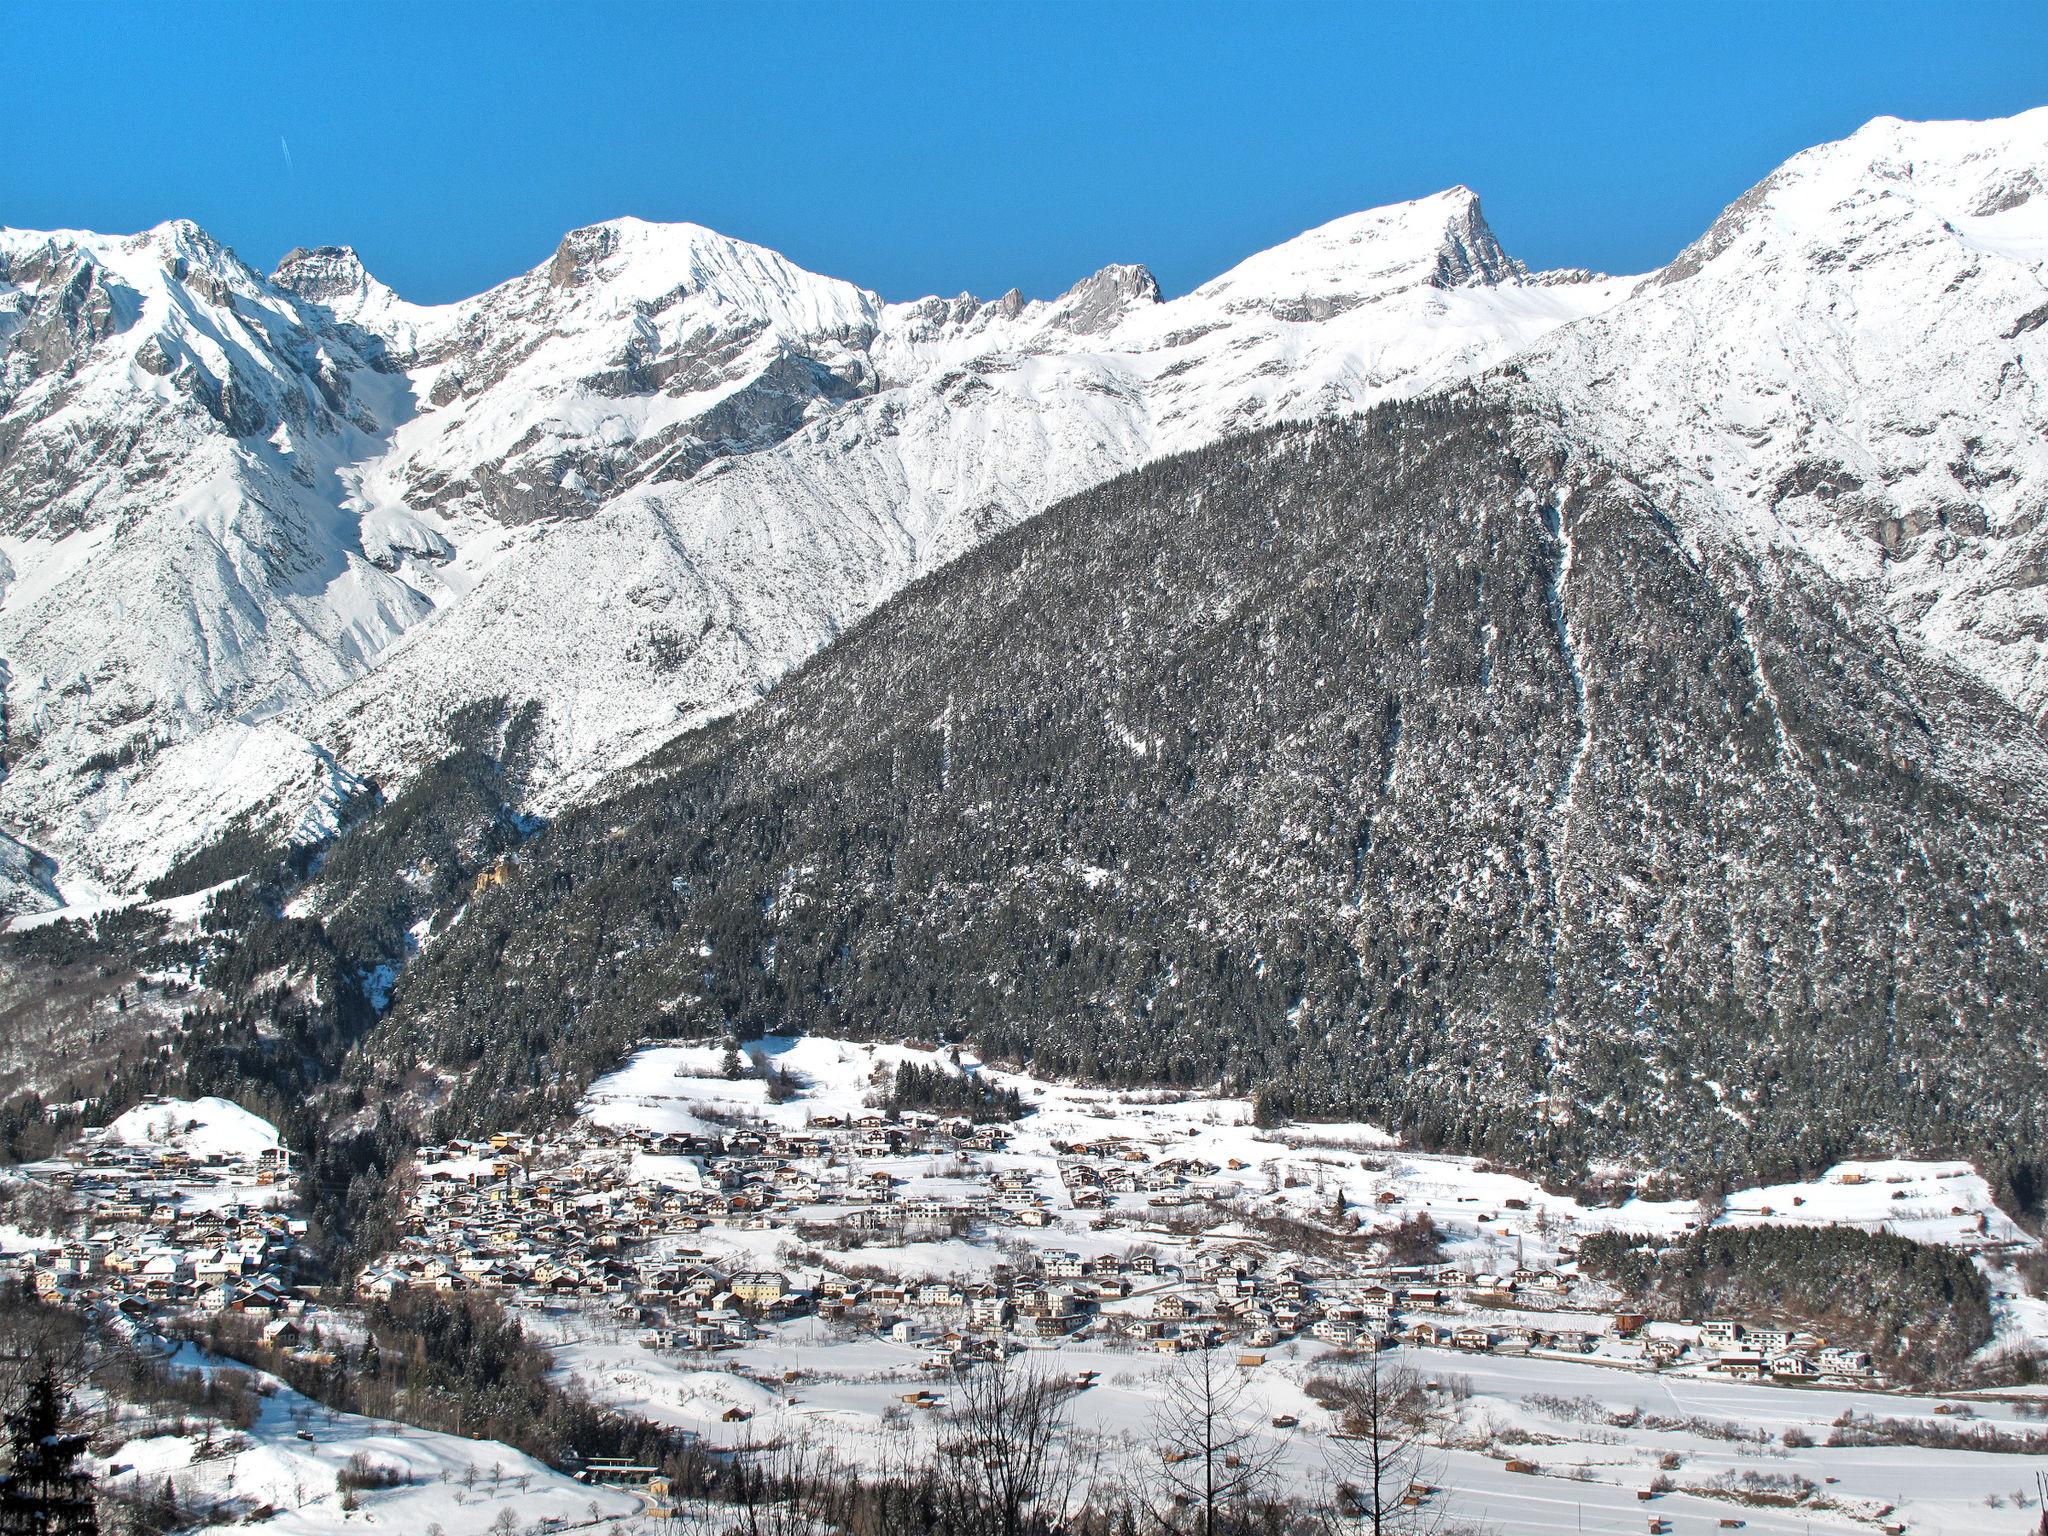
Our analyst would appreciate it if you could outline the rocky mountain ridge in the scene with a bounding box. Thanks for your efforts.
[0,185,1624,903]
[2,107,2045,915]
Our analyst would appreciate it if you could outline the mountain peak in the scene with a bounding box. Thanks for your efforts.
[1044,262,1161,334]
[132,218,244,277]
[0,220,248,298]
[138,216,220,253]
[543,216,805,289]
[1191,187,1523,320]
[533,216,881,338]
[273,244,374,302]
[1658,105,2048,290]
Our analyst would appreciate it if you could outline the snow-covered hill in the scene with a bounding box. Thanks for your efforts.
[6,106,2047,906]
[102,1095,280,1161]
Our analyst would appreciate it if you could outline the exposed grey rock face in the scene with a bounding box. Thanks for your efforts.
[1427,188,1525,287]
[547,224,621,288]
[272,245,373,302]
[2,244,130,378]
[1042,264,1162,335]
[0,828,59,916]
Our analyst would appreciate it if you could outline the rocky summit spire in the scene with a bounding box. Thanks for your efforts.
[1047,262,1162,334]
[272,243,375,303]
[1188,186,1526,321]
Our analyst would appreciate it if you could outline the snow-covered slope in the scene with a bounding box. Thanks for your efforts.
[1516,107,2048,726]
[4,187,1623,893]
[97,1350,641,1535]
[102,1095,280,1160]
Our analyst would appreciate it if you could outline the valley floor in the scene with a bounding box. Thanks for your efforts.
[6,1034,2045,1534]
[532,1314,2048,1536]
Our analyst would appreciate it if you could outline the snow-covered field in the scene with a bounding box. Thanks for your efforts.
[581,1036,934,1137]
[28,1037,2019,1533]
[97,1347,646,1535]
[532,1311,2048,1536]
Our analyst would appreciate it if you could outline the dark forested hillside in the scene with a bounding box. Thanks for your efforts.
[362,391,2048,1209]
[1578,1226,1993,1378]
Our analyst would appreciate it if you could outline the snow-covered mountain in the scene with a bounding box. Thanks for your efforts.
[4,105,2045,909]
[283,191,1628,831]
[0,221,431,907]
[1517,110,2048,731]
[0,186,1626,901]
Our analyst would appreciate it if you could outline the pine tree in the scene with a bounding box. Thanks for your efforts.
[0,1366,97,1534]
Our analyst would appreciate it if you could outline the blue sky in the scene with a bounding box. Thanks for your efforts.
[5,1,2044,304]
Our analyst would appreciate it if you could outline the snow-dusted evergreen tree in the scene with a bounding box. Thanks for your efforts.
[0,1366,96,1535]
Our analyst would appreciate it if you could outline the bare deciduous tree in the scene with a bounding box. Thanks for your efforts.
[1317,1354,1454,1536]
[727,1425,845,1536]
[1144,1349,1285,1536]
[933,1355,1096,1536]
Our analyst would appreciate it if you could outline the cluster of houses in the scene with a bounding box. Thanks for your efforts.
[0,1130,303,1325]
[0,1080,1903,1404]
[861,1251,1878,1385]
[365,1110,1887,1387]
[1694,1318,1874,1381]
[366,1113,1039,1295]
